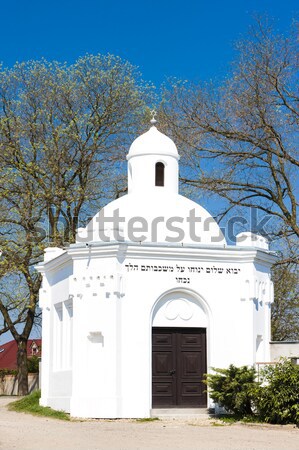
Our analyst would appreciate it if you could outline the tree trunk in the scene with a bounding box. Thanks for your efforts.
[17,339,28,395]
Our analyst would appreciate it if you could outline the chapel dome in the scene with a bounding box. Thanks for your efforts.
[77,124,226,246]
[79,191,226,246]
[127,126,179,160]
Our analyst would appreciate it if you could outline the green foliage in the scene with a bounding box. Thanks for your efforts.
[255,359,299,425]
[136,417,160,422]
[216,416,238,424]
[0,368,17,378]
[205,365,257,417]
[0,54,153,393]
[27,356,39,373]
[8,390,70,420]
[205,360,299,424]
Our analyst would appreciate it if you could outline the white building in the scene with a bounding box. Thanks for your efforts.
[37,122,276,418]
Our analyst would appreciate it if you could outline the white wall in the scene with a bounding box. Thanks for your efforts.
[270,342,299,362]
[38,243,275,418]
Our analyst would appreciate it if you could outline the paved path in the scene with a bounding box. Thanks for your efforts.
[0,397,298,450]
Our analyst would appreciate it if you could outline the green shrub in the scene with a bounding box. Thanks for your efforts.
[27,356,39,373]
[205,365,257,417]
[255,358,299,425]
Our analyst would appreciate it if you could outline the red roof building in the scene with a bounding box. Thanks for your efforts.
[0,339,42,370]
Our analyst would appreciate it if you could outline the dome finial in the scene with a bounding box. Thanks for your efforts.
[150,109,157,126]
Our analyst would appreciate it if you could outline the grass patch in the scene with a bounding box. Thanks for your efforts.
[211,421,227,426]
[217,414,264,425]
[8,390,70,421]
[136,417,160,422]
[218,415,239,424]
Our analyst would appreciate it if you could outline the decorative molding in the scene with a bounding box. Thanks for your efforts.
[36,241,277,275]
[164,298,193,321]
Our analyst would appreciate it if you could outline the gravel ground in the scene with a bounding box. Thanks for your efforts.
[0,396,298,450]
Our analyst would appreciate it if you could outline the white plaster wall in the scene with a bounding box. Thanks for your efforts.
[40,261,74,412]
[38,244,275,418]
[128,154,179,194]
[39,276,51,408]
[80,191,226,245]
[270,342,299,361]
[112,256,268,416]
[251,263,273,363]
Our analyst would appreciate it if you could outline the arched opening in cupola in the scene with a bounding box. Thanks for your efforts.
[155,162,165,187]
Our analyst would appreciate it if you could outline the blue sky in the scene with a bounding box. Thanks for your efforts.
[1,0,297,85]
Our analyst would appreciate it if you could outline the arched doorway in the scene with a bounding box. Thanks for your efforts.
[151,290,209,408]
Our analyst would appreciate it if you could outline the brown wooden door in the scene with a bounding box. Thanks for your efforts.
[152,327,207,407]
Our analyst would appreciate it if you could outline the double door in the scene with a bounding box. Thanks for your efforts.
[152,327,207,407]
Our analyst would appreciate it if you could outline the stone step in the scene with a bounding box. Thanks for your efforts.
[151,408,212,418]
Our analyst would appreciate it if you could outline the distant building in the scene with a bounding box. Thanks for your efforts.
[37,123,276,418]
[0,339,41,370]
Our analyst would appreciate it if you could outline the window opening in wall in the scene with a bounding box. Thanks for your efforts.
[155,162,165,186]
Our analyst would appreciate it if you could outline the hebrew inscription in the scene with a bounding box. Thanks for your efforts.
[124,263,241,284]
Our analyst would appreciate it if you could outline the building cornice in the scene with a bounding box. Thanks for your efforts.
[35,241,277,274]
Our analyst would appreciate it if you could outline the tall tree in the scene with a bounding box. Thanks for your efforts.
[161,19,299,248]
[160,18,299,339]
[0,55,151,394]
[271,263,299,341]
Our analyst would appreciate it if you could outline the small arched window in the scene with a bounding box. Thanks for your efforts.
[155,162,165,187]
